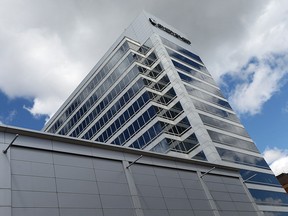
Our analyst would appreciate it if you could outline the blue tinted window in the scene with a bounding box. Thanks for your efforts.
[192,151,207,161]
[249,189,288,206]
[263,212,288,216]
[48,40,132,133]
[151,139,170,153]
[78,78,144,139]
[208,130,258,152]
[185,85,232,110]
[93,93,151,142]
[161,36,203,63]
[59,53,141,135]
[217,148,270,169]
[111,106,157,146]
[240,170,281,187]
[200,114,249,138]
[167,48,209,75]
[192,99,240,123]
[131,123,163,150]
[178,72,224,98]
[172,60,215,86]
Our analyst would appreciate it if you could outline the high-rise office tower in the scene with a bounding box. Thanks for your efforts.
[43,12,288,214]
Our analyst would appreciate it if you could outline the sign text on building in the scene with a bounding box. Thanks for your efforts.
[149,18,191,45]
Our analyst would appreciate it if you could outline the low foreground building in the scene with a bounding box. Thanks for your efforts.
[1,125,261,216]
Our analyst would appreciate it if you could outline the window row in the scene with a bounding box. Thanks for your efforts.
[151,88,177,106]
[49,40,154,133]
[199,114,250,138]
[136,38,153,55]
[143,75,170,92]
[151,134,199,154]
[216,147,270,169]
[263,211,288,216]
[249,189,288,206]
[178,72,224,98]
[155,102,183,120]
[95,92,151,142]
[134,52,158,67]
[142,63,164,79]
[130,122,163,150]
[160,36,203,64]
[185,85,232,110]
[58,55,143,136]
[167,48,209,75]
[48,40,132,133]
[192,151,207,161]
[192,99,240,123]
[160,117,191,136]
[172,60,215,86]
[207,130,258,152]
[73,78,145,138]
[112,106,158,145]
[170,134,199,153]
[240,170,282,187]
[81,76,169,140]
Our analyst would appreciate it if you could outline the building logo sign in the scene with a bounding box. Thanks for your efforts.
[149,18,191,45]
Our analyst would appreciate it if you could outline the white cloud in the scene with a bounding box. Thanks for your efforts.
[282,102,288,113]
[228,53,288,115]
[0,0,287,120]
[0,27,88,118]
[212,0,288,115]
[0,110,17,125]
[263,148,288,176]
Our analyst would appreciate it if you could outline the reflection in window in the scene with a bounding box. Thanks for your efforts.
[173,60,215,85]
[167,48,209,75]
[240,170,281,187]
[263,211,288,216]
[150,134,199,154]
[192,151,207,161]
[170,134,199,153]
[130,122,163,149]
[76,76,144,139]
[59,53,142,136]
[112,106,158,145]
[217,148,270,169]
[192,99,240,123]
[178,72,224,98]
[95,92,151,142]
[48,40,134,133]
[249,189,288,206]
[161,36,203,63]
[185,85,232,110]
[199,114,249,138]
[48,40,156,134]
[207,130,258,152]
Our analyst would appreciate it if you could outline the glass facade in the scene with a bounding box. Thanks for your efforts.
[250,189,288,206]
[43,17,288,214]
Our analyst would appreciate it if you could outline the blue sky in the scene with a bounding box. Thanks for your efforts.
[0,0,287,175]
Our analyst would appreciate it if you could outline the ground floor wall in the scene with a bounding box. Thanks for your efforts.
[0,129,260,216]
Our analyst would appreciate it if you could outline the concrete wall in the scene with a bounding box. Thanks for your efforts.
[0,126,260,216]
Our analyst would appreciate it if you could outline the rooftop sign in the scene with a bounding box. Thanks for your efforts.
[149,18,191,45]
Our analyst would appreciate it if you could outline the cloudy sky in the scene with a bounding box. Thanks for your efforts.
[0,0,287,175]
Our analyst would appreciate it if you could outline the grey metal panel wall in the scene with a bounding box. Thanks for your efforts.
[10,148,133,216]
[0,127,260,215]
[9,147,259,216]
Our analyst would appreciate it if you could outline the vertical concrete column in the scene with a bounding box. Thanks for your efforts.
[197,171,220,216]
[122,161,144,216]
[0,132,12,216]
[239,176,262,215]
